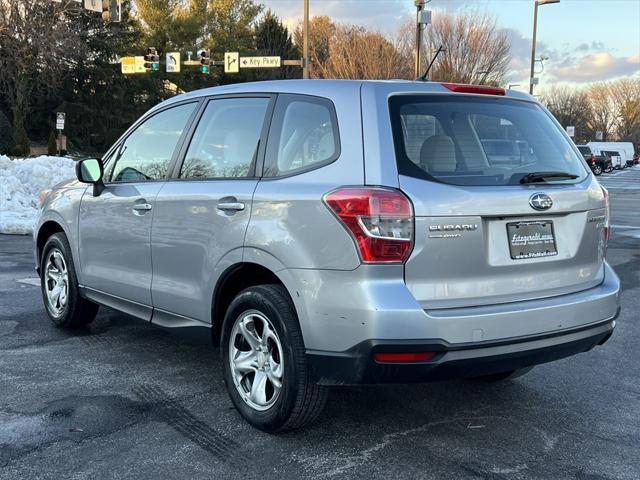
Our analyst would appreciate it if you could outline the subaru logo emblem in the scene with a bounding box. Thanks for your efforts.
[529,193,553,211]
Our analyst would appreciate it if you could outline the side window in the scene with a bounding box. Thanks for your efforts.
[180,97,270,179]
[109,102,196,183]
[264,95,339,177]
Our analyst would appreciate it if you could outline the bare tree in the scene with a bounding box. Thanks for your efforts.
[0,0,86,151]
[294,17,412,80]
[293,16,336,78]
[585,83,617,142]
[609,78,640,142]
[394,11,511,84]
[323,25,412,80]
[541,86,592,143]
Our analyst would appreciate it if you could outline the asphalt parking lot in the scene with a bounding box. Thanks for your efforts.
[1,168,639,480]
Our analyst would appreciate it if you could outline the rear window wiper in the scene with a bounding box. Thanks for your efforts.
[519,171,579,184]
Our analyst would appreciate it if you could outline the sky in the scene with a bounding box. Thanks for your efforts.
[260,0,640,90]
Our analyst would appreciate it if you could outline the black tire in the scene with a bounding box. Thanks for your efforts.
[40,232,99,328]
[221,284,328,432]
[473,366,534,382]
[592,164,602,175]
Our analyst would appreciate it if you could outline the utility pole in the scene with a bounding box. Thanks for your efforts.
[303,0,310,79]
[414,0,425,79]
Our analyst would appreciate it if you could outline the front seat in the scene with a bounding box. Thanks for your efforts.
[420,135,457,173]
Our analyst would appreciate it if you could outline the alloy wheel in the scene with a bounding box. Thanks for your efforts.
[228,310,284,411]
[44,248,69,317]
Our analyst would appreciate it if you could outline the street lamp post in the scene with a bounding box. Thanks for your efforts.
[529,0,559,94]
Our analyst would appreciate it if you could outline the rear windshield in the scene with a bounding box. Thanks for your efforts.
[389,95,588,186]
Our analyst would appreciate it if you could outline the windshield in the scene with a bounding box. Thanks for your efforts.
[389,95,588,186]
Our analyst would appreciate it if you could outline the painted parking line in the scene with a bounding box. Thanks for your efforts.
[15,277,40,287]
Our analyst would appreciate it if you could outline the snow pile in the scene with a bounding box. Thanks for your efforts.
[0,155,76,235]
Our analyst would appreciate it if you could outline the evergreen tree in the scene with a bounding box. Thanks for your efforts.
[252,10,299,81]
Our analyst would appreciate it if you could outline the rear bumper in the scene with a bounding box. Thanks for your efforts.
[308,313,618,385]
[296,261,621,385]
[290,261,620,353]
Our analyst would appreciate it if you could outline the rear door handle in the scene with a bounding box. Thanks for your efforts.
[132,203,153,212]
[217,202,245,212]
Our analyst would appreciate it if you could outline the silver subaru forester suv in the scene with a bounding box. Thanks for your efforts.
[35,80,621,432]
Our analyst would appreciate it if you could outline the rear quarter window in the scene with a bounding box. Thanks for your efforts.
[263,94,340,177]
[389,95,588,186]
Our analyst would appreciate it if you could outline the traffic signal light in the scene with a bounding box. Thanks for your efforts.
[199,49,210,74]
[144,47,159,71]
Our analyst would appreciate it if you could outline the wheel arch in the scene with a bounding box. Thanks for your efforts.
[211,253,305,347]
[35,220,66,274]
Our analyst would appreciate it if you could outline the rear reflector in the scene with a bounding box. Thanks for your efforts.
[441,83,506,96]
[373,352,436,363]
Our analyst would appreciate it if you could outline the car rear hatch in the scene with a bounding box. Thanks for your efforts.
[388,87,608,309]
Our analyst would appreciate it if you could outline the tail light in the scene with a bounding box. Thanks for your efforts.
[591,154,596,165]
[323,187,414,263]
[602,186,610,245]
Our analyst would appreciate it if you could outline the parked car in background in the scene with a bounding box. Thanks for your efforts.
[34,80,620,432]
[603,150,624,169]
[588,142,635,168]
[480,139,522,166]
[577,145,611,175]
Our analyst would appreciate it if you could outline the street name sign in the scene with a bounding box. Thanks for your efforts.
[240,56,281,68]
[225,52,239,73]
[166,52,181,73]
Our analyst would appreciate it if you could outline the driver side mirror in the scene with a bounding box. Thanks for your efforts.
[76,158,105,196]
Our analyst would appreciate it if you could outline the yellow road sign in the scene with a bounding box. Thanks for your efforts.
[121,56,135,74]
[240,56,281,68]
[225,52,239,73]
[122,56,147,74]
[134,56,146,73]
